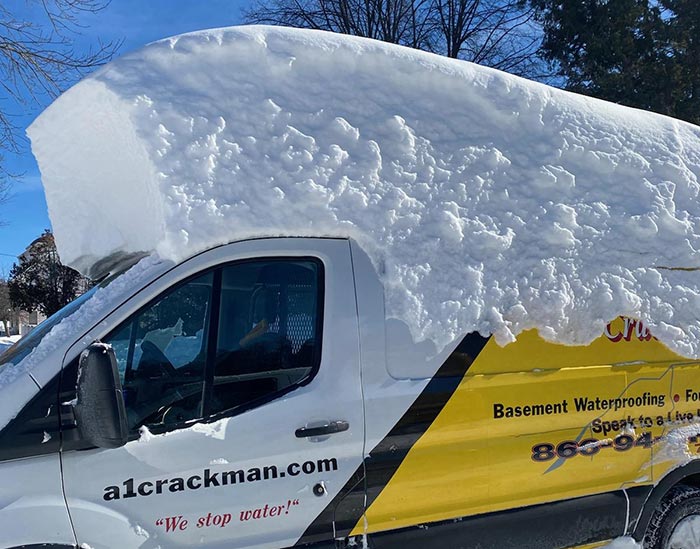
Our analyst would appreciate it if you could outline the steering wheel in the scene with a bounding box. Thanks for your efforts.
[138,340,177,377]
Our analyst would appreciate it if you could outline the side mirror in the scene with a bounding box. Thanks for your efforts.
[74,343,128,449]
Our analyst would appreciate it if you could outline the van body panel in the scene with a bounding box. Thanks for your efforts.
[352,317,700,547]
[59,238,366,549]
[0,454,75,547]
[365,490,631,549]
[0,375,42,441]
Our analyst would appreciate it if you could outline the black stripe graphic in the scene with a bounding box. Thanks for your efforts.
[294,332,490,546]
[368,488,642,549]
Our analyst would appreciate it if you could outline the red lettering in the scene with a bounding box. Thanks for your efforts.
[163,516,188,532]
[636,320,653,341]
[221,513,232,528]
[239,500,301,522]
[195,512,234,529]
[605,317,655,343]
[605,320,623,342]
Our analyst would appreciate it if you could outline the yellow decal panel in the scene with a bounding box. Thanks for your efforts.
[470,317,681,375]
[355,319,700,537]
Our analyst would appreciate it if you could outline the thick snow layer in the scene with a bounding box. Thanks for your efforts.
[28,25,700,355]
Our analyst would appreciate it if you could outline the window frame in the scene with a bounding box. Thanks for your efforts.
[102,256,325,436]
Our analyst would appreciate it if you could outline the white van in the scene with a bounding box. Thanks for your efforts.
[12,19,700,549]
[2,236,700,549]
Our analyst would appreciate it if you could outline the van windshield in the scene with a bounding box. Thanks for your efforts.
[0,258,142,372]
[0,286,100,370]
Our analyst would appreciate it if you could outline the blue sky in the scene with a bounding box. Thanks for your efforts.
[0,0,249,274]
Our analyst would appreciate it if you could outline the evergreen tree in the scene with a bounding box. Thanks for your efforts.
[663,0,700,123]
[8,230,89,317]
[530,0,700,124]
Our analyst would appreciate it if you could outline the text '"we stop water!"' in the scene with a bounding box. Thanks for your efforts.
[155,499,301,533]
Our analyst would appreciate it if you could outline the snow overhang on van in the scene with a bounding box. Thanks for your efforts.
[27,25,700,359]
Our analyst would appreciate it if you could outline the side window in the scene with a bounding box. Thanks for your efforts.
[210,260,322,416]
[104,272,213,430]
[100,258,323,434]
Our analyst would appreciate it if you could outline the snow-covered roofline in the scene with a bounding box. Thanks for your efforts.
[27,25,700,356]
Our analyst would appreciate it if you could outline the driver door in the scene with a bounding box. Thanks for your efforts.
[59,239,364,549]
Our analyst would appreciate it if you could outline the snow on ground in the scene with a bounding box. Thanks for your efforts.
[28,25,700,358]
[0,336,20,355]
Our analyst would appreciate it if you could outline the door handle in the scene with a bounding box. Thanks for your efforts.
[295,420,349,438]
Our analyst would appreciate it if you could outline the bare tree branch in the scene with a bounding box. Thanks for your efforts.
[0,1,120,222]
[0,1,121,160]
[244,0,546,77]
